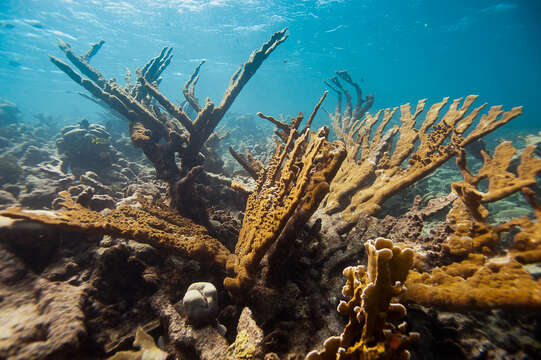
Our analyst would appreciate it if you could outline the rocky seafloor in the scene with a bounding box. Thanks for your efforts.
[0,108,540,360]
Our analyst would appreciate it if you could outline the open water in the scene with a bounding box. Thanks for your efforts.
[0,0,539,132]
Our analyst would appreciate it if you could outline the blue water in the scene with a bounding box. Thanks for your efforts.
[0,0,539,131]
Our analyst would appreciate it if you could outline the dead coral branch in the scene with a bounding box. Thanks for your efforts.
[49,28,288,183]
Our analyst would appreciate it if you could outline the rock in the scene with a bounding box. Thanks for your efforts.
[0,154,22,185]
[2,184,20,198]
[21,145,51,166]
[80,172,114,196]
[181,282,219,327]
[20,186,57,209]
[0,136,11,149]
[226,307,264,360]
[0,190,17,208]
[56,122,115,176]
[107,327,168,360]
[0,214,61,272]
[152,291,264,360]
[127,240,160,266]
[89,194,117,211]
[0,247,86,360]
[524,131,541,156]
[151,290,229,360]
[407,304,541,360]
[37,162,67,179]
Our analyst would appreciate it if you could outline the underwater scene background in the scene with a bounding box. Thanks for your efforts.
[2,0,541,129]
[0,1,540,360]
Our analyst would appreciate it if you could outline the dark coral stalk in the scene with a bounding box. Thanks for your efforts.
[49,29,288,186]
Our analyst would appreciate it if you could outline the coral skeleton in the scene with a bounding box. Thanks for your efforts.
[324,70,375,142]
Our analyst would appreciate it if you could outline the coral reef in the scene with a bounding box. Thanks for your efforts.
[224,92,347,297]
[0,218,87,360]
[0,116,157,212]
[1,23,539,360]
[0,208,232,359]
[220,112,276,180]
[319,95,522,234]
[306,238,418,360]
[0,154,22,185]
[407,304,541,358]
[152,291,265,359]
[524,131,541,156]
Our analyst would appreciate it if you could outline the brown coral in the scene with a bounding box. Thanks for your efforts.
[321,96,522,232]
[402,142,541,309]
[306,238,418,360]
[445,141,541,257]
[0,191,231,268]
[403,254,541,310]
[224,92,347,297]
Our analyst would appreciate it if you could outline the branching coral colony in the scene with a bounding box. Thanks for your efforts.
[225,92,346,296]
[304,142,541,359]
[402,142,541,310]
[320,94,523,234]
[0,192,231,268]
[48,28,288,217]
[1,92,345,300]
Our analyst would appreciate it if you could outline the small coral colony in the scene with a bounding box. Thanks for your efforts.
[1,28,539,360]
